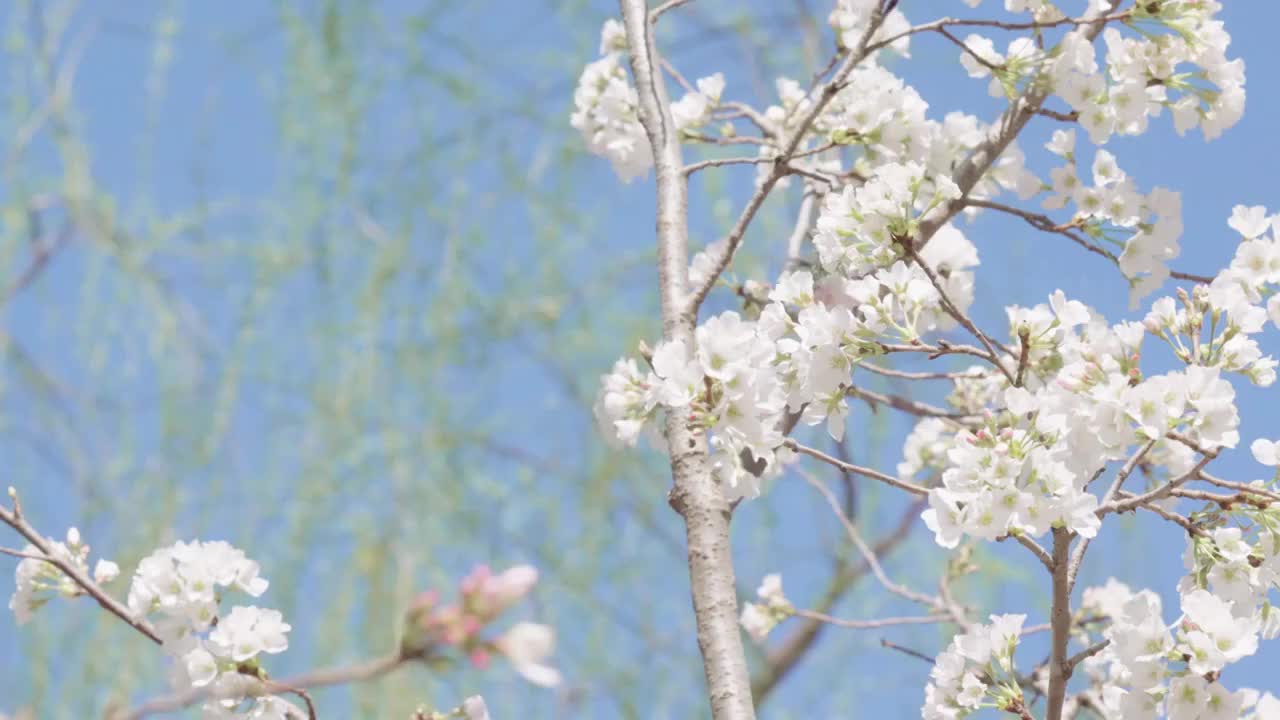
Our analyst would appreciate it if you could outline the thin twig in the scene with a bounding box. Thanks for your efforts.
[865,11,1134,55]
[751,498,924,703]
[1099,452,1218,516]
[793,608,949,629]
[904,245,1015,383]
[879,637,935,664]
[120,652,411,719]
[720,101,774,135]
[963,199,1215,285]
[859,363,987,381]
[877,340,999,364]
[798,470,942,610]
[846,385,978,420]
[0,546,51,561]
[997,533,1054,571]
[650,0,696,21]
[786,440,929,497]
[683,132,769,146]
[1065,639,1110,672]
[1197,472,1280,503]
[1113,492,1206,537]
[684,155,775,175]
[935,26,1000,72]
[0,501,162,645]
[659,57,696,94]
[1068,438,1159,587]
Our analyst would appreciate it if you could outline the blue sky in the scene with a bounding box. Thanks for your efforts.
[3,1,1280,717]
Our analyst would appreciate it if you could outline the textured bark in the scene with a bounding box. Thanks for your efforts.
[617,2,756,718]
[1046,529,1073,720]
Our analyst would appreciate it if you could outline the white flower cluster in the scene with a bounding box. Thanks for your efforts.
[739,574,792,643]
[571,20,725,183]
[828,0,910,56]
[814,162,960,275]
[1039,130,1184,305]
[127,540,293,718]
[960,3,1245,144]
[595,227,977,500]
[922,614,1027,720]
[920,276,1273,548]
[8,527,118,624]
[1207,204,1280,341]
[752,60,1038,200]
[569,20,651,183]
[897,417,955,481]
[596,158,988,501]
[1080,578,1280,720]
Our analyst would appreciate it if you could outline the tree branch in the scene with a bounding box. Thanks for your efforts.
[998,532,1054,571]
[963,198,1214,285]
[785,440,929,497]
[1068,438,1158,588]
[903,244,1015,383]
[784,190,819,268]
[913,1,1125,255]
[798,470,942,610]
[792,608,948,629]
[1046,528,1073,720]
[846,385,978,421]
[1098,451,1218,517]
[0,498,162,645]
[865,10,1133,56]
[118,652,411,719]
[618,2,756,717]
[1065,639,1110,672]
[750,499,922,703]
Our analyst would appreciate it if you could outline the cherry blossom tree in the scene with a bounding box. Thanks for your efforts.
[7,1,1280,718]
[582,1,1280,718]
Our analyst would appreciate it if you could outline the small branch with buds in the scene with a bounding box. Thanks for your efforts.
[0,488,162,645]
[962,198,1214,285]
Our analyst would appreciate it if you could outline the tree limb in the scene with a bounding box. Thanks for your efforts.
[0,497,162,645]
[619,2,756,717]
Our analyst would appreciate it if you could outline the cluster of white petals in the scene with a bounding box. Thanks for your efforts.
[8,527,118,624]
[752,58,1038,199]
[739,574,793,643]
[128,540,294,718]
[1039,130,1185,305]
[1079,577,1280,720]
[919,267,1276,548]
[569,21,651,183]
[922,614,1027,719]
[960,2,1244,144]
[571,20,726,183]
[829,0,910,56]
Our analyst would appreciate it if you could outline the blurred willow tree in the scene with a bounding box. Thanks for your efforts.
[0,1,955,718]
